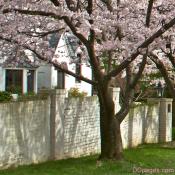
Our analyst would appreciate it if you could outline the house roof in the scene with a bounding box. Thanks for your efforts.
[63,32,89,64]
[64,32,79,60]
[49,33,61,49]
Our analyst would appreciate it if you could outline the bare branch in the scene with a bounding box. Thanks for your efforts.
[17,28,64,37]
[3,8,62,20]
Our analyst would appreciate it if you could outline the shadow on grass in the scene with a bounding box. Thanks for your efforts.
[0,154,134,175]
[1,144,175,175]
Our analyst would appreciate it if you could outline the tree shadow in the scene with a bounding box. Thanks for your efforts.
[0,100,50,169]
[121,103,159,148]
[62,96,100,158]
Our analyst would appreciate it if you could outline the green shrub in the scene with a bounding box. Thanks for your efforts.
[18,92,48,101]
[0,91,12,102]
[68,88,87,98]
[6,85,22,94]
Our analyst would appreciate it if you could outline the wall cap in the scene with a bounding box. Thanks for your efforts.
[109,87,120,92]
[147,98,173,103]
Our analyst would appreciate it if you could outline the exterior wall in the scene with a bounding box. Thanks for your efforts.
[0,100,50,169]
[0,89,172,169]
[52,34,92,96]
[121,104,159,148]
[62,96,100,158]
[37,65,52,89]
[158,98,173,142]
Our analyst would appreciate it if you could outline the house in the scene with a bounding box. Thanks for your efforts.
[0,51,38,94]
[37,32,92,96]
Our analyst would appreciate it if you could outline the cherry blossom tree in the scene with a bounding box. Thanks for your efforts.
[1,0,175,160]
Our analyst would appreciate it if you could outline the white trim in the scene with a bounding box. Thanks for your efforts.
[3,68,38,93]
[34,70,38,93]
[23,69,27,93]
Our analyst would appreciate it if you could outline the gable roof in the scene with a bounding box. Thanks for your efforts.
[64,32,79,60]
[63,32,89,64]
[49,33,61,49]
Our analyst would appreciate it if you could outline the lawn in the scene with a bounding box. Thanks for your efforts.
[0,144,175,175]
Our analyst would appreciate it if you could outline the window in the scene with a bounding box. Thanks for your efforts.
[57,70,65,89]
[27,70,35,92]
[6,69,23,93]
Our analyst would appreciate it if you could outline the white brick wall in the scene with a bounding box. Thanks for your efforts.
[0,90,172,169]
[0,100,50,169]
[121,104,159,148]
[63,97,100,157]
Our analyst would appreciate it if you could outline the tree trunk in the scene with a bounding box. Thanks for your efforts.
[113,118,123,159]
[98,88,123,160]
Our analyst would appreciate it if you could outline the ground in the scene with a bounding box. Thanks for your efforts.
[0,143,175,175]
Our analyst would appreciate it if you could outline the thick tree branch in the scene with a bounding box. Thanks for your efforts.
[130,54,147,89]
[116,53,147,123]
[0,35,96,85]
[87,0,93,15]
[146,0,154,27]
[105,16,175,81]
[116,67,133,123]
[162,43,175,68]
[17,28,64,37]
[3,8,62,20]
[65,0,79,12]
[125,65,132,91]
[62,16,88,45]
[168,43,175,67]
[100,0,113,12]
[107,51,113,73]
[116,104,130,124]
[49,0,60,7]
[149,53,175,99]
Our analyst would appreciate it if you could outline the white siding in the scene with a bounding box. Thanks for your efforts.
[37,65,52,89]
[51,66,58,89]
[53,33,92,96]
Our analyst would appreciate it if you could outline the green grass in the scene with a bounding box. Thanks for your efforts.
[1,144,175,175]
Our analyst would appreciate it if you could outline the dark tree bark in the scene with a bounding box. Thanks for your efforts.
[98,84,123,160]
